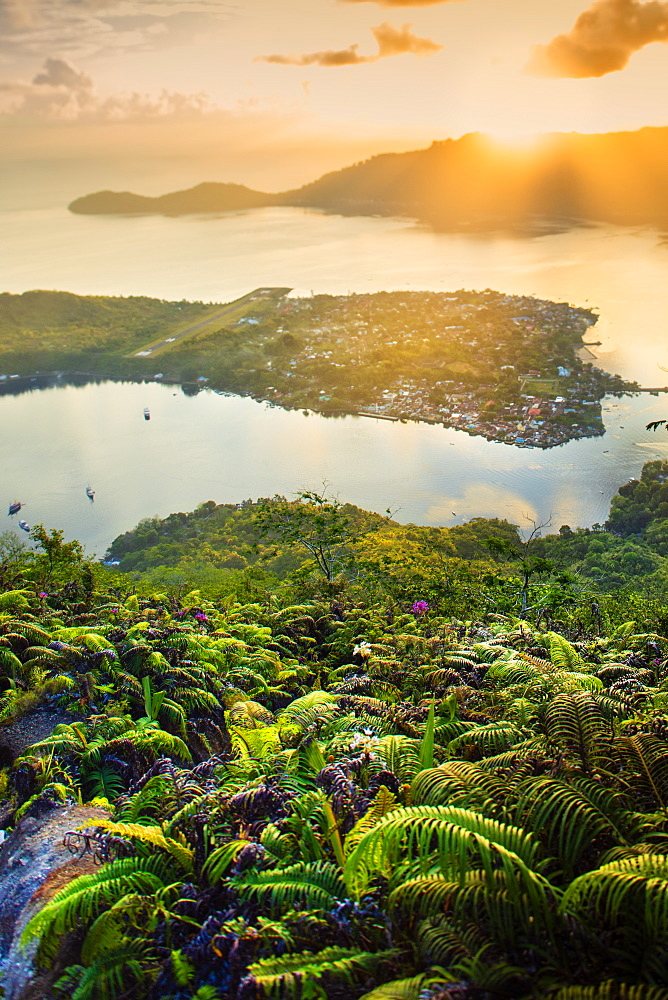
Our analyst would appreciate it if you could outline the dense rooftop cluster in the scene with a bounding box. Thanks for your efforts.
[227,290,635,448]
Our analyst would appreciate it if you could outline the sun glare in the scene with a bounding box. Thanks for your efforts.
[483,128,543,151]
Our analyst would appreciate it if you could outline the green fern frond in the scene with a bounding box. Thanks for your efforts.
[548,984,668,999]
[614,734,668,810]
[560,853,668,932]
[359,975,431,1000]
[448,721,526,756]
[411,762,510,817]
[234,860,346,913]
[78,819,194,872]
[65,942,151,1000]
[202,840,251,883]
[345,787,401,856]
[515,777,628,874]
[228,699,275,728]
[247,946,398,999]
[22,856,170,955]
[343,804,547,899]
[544,692,611,773]
[372,735,422,782]
[546,632,586,671]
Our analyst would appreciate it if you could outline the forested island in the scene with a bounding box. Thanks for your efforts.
[0,287,636,449]
[2,464,668,997]
[69,126,668,233]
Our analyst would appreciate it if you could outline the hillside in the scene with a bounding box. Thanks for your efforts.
[69,126,668,232]
[102,461,668,615]
[2,493,668,997]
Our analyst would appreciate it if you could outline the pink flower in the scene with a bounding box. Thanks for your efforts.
[412,600,430,615]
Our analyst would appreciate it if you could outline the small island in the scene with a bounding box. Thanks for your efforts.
[0,287,637,448]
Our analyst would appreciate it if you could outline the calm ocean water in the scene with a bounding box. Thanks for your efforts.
[1,193,668,554]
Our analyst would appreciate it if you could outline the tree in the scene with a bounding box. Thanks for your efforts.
[483,517,554,617]
[29,524,87,588]
[254,490,389,585]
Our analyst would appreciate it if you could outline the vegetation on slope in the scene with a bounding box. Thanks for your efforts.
[101,462,668,618]
[3,485,668,997]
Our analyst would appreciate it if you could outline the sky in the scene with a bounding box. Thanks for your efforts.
[1,0,667,190]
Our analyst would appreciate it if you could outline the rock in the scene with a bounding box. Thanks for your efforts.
[0,798,110,1000]
[0,709,76,768]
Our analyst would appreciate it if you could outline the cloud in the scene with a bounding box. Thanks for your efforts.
[259,22,442,67]
[262,45,369,67]
[0,1,234,59]
[0,56,213,120]
[339,0,464,5]
[372,21,442,56]
[527,0,668,78]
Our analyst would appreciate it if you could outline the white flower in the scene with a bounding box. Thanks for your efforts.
[353,641,372,660]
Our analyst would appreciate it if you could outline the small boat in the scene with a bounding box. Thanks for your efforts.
[144,407,151,420]
[86,486,95,501]
[8,501,22,516]
[18,520,30,532]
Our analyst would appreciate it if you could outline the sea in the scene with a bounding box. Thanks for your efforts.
[1,163,668,556]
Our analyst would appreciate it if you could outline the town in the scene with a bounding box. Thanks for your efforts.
[219,289,637,448]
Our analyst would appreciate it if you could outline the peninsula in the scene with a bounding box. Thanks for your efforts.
[0,287,636,449]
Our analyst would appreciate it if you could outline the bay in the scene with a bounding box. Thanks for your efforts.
[1,200,668,555]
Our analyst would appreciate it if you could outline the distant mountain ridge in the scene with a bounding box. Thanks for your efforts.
[68,126,668,232]
[69,181,273,216]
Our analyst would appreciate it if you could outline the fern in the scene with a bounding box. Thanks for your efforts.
[359,975,432,1000]
[614,734,668,810]
[546,632,586,671]
[548,984,668,999]
[246,946,399,999]
[22,856,171,960]
[515,777,628,875]
[77,819,194,872]
[234,860,346,913]
[372,735,422,783]
[411,762,510,818]
[343,805,548,898]
[53,942,150,1000]
[544,692,612,773]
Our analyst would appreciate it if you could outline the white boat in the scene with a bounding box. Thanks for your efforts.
[18,520,30,532]
[144,408,151,420]
[86,486,95,500]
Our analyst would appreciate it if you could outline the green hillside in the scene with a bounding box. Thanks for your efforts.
[2,490,668,997]
[3,464,668,996]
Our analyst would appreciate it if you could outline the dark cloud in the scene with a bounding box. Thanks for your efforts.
[259,21,442,67]
[527,0,668,78]
[0,56,213,120]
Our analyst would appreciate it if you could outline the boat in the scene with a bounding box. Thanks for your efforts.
[8,501,22,515]
[86,486,95,500]
[144,408,151,420]
[18,520,29,532]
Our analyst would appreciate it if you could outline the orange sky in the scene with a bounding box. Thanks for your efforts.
[1,0,667,188]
